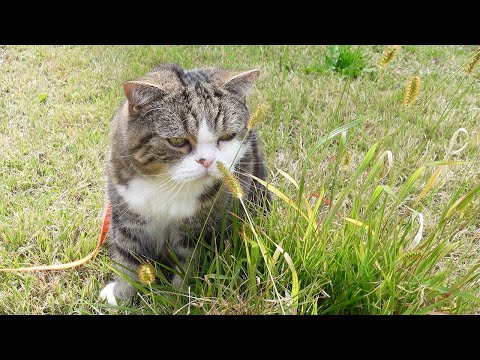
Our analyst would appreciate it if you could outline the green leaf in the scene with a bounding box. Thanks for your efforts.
[283,250,299,311]
[397,166,426,201]
[444,182,480,220]
[453,290,480,303]
[426,160,468,166]
[233,259,246,277]
[38,93,47,103]
[325,45,340,69]
[205,274,230,280]
[306,116,366,160]
[381,185,397,199]
[248,239,260,268]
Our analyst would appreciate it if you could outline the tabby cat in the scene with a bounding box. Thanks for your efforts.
[100,64,270,305]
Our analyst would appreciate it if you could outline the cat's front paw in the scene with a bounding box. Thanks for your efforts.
[100,282,118,306]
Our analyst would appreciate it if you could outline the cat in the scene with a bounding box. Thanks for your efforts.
[100,64,270,306]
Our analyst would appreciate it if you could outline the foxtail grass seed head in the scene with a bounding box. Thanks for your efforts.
[137,263,156,285]
[466,47,480,74]
[247,102,270,129]
[403,76,421,107]
[379,45,400,68]
[217,161,244,199]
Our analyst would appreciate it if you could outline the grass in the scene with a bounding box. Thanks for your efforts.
[0,45,479,314]
[306,45,375,78]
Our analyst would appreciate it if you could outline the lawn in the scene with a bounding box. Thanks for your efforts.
[0,45,479,314]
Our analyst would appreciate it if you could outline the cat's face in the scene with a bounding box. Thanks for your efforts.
[168,119,248,184]
[122,65,259,187]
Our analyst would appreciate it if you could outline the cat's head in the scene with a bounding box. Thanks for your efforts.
[120,64,260,185]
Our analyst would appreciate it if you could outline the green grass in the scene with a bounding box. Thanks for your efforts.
[0,45,479,314]
[306,45,375,78]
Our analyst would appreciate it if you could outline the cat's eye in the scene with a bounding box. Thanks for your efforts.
[168,137,189,147]
[218,133,236,143]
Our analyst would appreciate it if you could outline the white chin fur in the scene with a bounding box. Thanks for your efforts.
[100,282,118,306]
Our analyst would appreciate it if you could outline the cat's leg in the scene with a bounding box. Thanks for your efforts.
[168,229,193,290]
[100,227,141,305]
[172,272,186,289]
[100,256,139,306]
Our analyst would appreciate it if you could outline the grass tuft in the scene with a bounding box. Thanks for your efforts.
[324,45,374,78]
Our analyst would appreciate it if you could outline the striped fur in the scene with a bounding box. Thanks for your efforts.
[100,64,270,304]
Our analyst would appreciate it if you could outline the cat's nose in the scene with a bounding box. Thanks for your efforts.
[196,158,213,168]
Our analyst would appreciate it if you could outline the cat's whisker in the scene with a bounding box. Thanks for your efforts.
[139,181,187,224]
[235,160,270,166]
[231,169,271,190]
[124,181,185,227]
[112,178,181,221]
[229,175,266,201]
[110,176,178,210]
[232,169,260,178]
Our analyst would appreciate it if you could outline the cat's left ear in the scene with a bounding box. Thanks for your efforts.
[221,69,260,99]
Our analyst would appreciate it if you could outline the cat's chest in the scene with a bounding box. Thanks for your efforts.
[117,177,213,225]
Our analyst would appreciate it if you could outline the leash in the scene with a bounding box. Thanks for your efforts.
[0,203,111,273]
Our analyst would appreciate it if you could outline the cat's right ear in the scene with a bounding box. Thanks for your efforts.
[123,81,166,114]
